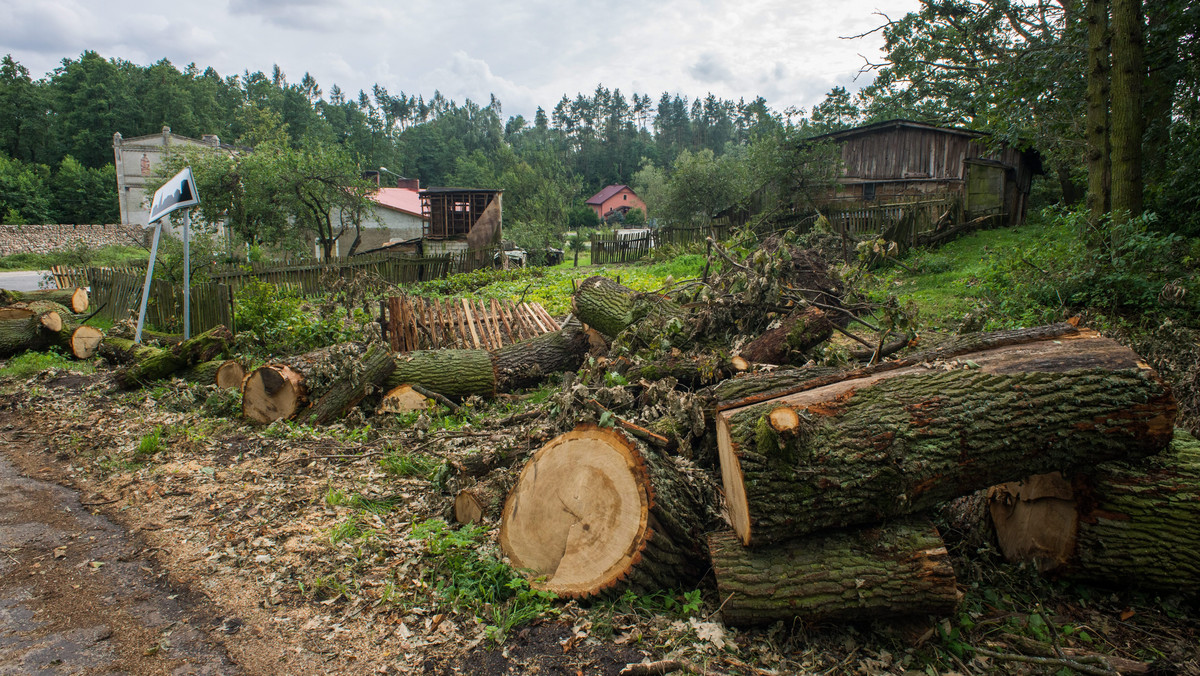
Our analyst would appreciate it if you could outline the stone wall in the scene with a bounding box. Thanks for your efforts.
[0,224,149,257]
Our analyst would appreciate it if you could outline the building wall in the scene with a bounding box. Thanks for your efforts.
[589,188,647,218]
[0,224,149,257]
[113,128,227,231]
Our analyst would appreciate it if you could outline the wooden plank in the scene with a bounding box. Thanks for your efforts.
[522,302,548,334]
[533,303,559,331]
[388,297,402,352]
[477,300,496,351]
[508,301,528,341]
[510,301,533,338]
[461,299,482,349]
[484,300,502,348]
[492,298,514,346]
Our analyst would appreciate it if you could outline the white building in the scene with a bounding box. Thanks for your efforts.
[112,127,233,230]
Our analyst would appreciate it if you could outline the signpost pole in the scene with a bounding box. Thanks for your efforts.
[183,210,191,339]
[134,221,163,343]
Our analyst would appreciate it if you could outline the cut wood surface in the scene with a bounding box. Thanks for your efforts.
[182,359,246,389]
[243,343,394,424]
[0,287,88,313]
[709,521,958,626]
[113,325,232,390]
[989,429,1200,591]
[454,472,517,524]
[739,307,833,365]
[716,329,1177,546]
[242,365,306,423]
[376,384,430,414]
[499,425,712,598]
[61,325,103,359]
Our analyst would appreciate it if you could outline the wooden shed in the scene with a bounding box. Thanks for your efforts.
[814,120,1042,226]
[419,188,503,256]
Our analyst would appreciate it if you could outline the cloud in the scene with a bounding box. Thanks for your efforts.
[0,0,98,53]
[688,52,736,86]
[228,0,392,32]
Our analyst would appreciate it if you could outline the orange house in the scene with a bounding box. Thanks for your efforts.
[585,185,647,220]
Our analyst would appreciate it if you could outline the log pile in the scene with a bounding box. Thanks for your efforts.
[1,291,102,360]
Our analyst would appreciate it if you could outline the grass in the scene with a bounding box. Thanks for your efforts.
[0,350,94,381]
[0,244,148,271]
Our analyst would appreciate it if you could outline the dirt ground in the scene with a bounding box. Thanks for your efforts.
[2,365,1198,676]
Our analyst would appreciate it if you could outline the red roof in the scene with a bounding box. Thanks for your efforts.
[585,184,633,205]
[370,187,424,218]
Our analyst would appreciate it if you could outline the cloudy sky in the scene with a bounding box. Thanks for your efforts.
[1,0,921,120]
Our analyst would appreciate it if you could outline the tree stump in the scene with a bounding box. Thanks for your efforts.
[499,425,714,598]
[715,329,1177,546]
[709,520,958,626]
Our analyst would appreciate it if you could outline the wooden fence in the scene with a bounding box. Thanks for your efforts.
[590,232,654,265]
[383,294,559,352]
[820,197,960,248]
[74,267,234,333]
[657,219,733,246]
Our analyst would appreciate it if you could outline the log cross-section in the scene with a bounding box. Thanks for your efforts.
[715,329,1177,546]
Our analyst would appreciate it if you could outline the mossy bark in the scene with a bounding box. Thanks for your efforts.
[709,520,958,626]
[386,349,497,398]
[571,276,638,339]
[113,325,232,389]
[493,318,589,391]
[718,332,1176,546]
[99,336,160,365]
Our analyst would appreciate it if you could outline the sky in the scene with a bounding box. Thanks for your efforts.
[0,0,923,120]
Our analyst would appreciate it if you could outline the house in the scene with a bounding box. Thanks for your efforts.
[586,185,647,221]
[337,175,429,256]
[812,120,1043,225]
[112,127,235,229]
[420,188,503,256]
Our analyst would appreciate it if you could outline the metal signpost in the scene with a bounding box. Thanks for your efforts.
[136,167,200,343]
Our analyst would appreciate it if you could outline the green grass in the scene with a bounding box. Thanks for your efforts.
[0,244,148,271]
[0,350,94,380]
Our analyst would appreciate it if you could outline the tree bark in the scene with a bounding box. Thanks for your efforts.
[0,308,63,357]
[294,343,395,425]
[1110,0,1145,224]
[989,429,1200,591]
[113,325,232,389]
[709,520,958,626]
[1086,0,1112,223]
[0,287,88,313]
[571,276,687,342]
[98,336,161,365]
[738,307,833,365]
[716,329,1176,546]
[500,424,716,598]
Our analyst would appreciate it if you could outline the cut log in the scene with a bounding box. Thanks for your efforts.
[499,424,713,598]
[624,354,748,389]
[182,359,246,389]
[377,384,430,414]
[0,308,63,357]
[709,520,959,626]
[385,349,497,398]
[98,336,160,365]
[113,325,232,389]
[454,472,518,524]
[988,429,1200,591]
[492,317,591,391]
[716,329,1177,546]
[243,342,394,424]
[739,307,833,365]
[571,276,686,342]
[59,325,104,359]
[0,287,88,313]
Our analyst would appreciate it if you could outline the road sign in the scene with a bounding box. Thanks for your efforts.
[147,166,200,224]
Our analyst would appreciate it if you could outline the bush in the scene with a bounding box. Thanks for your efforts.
[233,278,367,356]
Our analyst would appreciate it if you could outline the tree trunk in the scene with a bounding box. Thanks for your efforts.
[294,343,395,425]
[709,520,958,626]
[1110,0,1145,224]
[243,342,388,424]
[386,349,497,399]
[98,336,161,365]
[57,324,104,359]
[0,308,62,357]
[499,424,716,598]
[624,354,748,389]
[738,307,832,365]
[113,325,232,389]
[716,329,1176,546]
[571,276,685,342]
[0,287,88,313]
[182,359,245,389]
[492,318,591,391]
[1086,0,1112,223]
[988,429,1200,591]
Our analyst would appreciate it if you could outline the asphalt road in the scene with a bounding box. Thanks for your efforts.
[0,435,238,675]
[0,271,51,292]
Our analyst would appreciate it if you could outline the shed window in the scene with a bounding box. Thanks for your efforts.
[862,183,876,201]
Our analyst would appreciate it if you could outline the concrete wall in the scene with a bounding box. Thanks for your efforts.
[0,224,149,257]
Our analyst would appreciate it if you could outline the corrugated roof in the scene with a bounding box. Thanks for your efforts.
[585,184,631,205]
[371,187,424,218]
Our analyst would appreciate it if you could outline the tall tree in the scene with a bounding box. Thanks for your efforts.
[1109,0,1145,223]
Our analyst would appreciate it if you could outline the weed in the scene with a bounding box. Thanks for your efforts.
[411,518,557,642]
[0,350,92,380]
[136,427,163,456]
[378,452,440,479]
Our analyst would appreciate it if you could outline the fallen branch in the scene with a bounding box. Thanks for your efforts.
[971,646,1119,676]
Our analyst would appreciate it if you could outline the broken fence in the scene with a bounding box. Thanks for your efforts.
[382,295,560,353]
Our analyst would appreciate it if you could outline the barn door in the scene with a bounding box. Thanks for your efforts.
[965,161,1006,218]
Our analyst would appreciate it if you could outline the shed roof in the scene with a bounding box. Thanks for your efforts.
[811,119,990,142]
[585,184,633,205]
[370,187,424,218]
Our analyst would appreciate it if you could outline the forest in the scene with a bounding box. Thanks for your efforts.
[0,0,1195,247]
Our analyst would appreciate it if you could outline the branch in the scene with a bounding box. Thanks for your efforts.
[971,647,1119,676]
